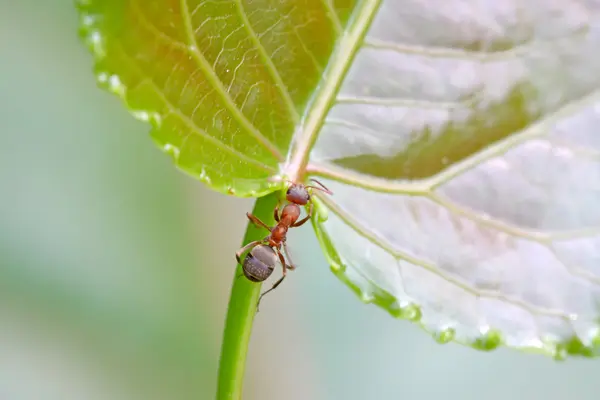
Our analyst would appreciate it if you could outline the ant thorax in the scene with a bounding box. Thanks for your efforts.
[280,203,301,225]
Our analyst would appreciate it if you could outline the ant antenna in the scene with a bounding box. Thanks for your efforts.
[306,178,333,195]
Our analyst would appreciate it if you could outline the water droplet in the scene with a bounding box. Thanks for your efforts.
[434,327,455,344]
[401,303,421,321]
[162,143,180,158]
[199,169,207,180]
[88,30,105,55]
[108,75,125,96]
[360,291,374,303]
[131,110,150,122]
[590,327,600,348]
[81,15,94,27]
[149,113,162,126]
[96,72,109,85]
[329,262,342,272]
[90,31,101,45]
[473,328,502,351]
[552,345,568,361]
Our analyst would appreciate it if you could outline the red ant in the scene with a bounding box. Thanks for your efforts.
[236,179,332,309]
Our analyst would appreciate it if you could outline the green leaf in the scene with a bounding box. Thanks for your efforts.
[78,0,600,357]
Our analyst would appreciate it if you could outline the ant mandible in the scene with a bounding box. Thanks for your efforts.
[235,178,333,309]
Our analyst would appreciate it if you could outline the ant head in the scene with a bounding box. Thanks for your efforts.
[286,183,310,205]
[285,178,333,205]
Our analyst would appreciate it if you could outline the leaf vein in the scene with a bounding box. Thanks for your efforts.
[133,0,283,161]
[309,163,600,286]
[544,138,600,162]
[318,194,579,320]
[287,8,325,74]
[428,90,600,189]
[118,45,276,173]
[234,0,300,125]
[321,0,343,35]
[307,161,432,194]
[180,0,284,160]
[430,193,600,286]
[335,95,470,110]
[363,28,589,62]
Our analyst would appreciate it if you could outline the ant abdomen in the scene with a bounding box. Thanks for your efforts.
[242,245,279,282]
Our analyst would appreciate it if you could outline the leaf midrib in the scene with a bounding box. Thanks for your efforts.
[285,0,383,181]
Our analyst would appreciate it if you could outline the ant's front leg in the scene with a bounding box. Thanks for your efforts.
[291,202,313,228]
[246,212,272,232]
[273,202,280,223]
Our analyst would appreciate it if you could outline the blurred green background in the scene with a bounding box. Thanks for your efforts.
[2,2,600,399]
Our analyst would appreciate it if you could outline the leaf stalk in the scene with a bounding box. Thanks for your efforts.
[216,193,279,400]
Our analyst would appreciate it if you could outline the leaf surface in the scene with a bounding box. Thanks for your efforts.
[79,0,600,357]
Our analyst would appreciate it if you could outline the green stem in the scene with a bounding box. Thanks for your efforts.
[216,192,279,400]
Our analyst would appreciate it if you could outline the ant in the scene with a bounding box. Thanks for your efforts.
[236,178,332,310]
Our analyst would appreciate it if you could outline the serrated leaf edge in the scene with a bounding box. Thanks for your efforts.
[310,194,600,360]
[76,0,283,198]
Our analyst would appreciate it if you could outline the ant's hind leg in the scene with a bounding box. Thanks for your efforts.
[291,202,313,228]
[246,213,272,231]
[256,249,288,311]
[235,240,261,264]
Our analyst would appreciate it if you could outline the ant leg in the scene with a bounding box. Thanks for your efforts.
[283,241,296,270]
[273,203,280,223]
[256,249,288,311]
[291,202,313,227]
[235,240,262,264]
[246,212,272,231]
